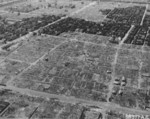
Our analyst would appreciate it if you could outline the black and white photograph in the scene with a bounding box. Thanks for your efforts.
[0,0,150,118]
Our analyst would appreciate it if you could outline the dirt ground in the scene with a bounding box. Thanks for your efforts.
[0,0,92,21]
[72,1,146,22]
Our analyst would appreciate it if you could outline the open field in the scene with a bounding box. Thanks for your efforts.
[0,32,149,117]
[0,0,92,21]
[72,2,144,22]
[8,35,115,103]
[0,32,149,114]
[72,2,119,22]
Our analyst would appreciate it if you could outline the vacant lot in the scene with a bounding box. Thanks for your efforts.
[72,1,144,22]
[0,0,92,20]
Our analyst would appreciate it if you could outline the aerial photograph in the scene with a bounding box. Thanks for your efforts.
[0,0,150,118]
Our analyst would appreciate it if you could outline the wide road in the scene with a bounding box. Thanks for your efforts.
[140,3,148,26]
[0,85,150,116]
[106,25,135,102]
